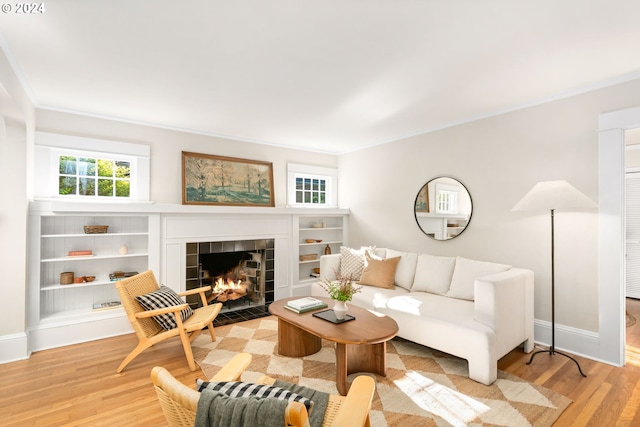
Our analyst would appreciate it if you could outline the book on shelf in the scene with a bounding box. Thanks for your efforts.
[67,250,93,256]
[284,301,328,314]
[287,297,325,310]
[92,301,122,311]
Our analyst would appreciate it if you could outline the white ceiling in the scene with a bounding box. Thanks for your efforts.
[1,0,640,154]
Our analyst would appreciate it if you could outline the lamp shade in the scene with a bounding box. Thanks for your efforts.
[512,180,598,212]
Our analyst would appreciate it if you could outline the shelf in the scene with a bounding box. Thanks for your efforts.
[42,232,148,238]
[299,240,342,246]
[299,259,321,264]
[299,227,343,231]
[42,253,149,262]
[40,307,125,324]
[41,280,119,291]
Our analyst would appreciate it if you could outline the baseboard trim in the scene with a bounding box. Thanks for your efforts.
[533,319,601,361]
[0,332,30,364]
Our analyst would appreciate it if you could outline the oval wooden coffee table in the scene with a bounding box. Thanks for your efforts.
[269,296,399,395]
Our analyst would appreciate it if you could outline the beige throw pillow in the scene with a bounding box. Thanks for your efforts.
[359,251,401,289]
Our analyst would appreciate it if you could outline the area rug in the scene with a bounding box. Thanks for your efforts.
[192,316,571,427]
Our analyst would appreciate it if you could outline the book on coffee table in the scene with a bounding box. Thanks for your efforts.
[287,297,325,310]
[284,300,328,314]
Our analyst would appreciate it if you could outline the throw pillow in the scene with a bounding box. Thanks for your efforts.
[135,285,194,330]
[339,246,375,280]
[196,379,313,412]
[359,251,401,289]
[446,256,511,300]
[411,254,456,294]
[386,249,418,290]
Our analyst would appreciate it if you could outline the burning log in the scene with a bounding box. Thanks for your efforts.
[209,277,247,303]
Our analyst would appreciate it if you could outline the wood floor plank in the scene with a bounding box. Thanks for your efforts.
[3,301,640,426]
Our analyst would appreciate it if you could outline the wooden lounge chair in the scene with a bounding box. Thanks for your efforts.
[115,270,222,373]
[151,353,375,427]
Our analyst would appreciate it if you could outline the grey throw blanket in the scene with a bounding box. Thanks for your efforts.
[273,380,330,427]
[195,389,288,427]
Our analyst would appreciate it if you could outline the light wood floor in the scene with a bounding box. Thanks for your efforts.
[3,304,640,427]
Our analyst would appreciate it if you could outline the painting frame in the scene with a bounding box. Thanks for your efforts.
[182,151,275,207]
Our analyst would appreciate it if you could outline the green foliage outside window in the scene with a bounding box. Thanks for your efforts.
[58,155,130,198]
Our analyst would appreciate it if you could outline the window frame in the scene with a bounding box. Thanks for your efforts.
[287,163,338,208]
[34,131,150,202]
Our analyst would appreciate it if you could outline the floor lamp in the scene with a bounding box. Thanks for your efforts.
[512,180,597,377]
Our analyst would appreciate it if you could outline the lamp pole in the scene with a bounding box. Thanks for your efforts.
[526,208,587,377]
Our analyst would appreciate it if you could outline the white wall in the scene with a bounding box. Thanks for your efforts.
[339,78,640,355]
[35,110,339,206]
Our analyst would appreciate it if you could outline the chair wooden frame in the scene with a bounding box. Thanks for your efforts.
[115,270,222,373]
[151,352,375,427]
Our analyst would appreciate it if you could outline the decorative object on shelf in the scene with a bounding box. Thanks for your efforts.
[60,271,74,285]
[299,254,318,261]
[83,275,96,282]
[92,301,122,311]
[317,273,361,320]
[109,271,138,281]
[74,277,84,284]
[305,239,316,243]
[311,222,324,228]
[119,245,128,254]
[182,151,275,207]
[84,225,108,234]
[512,180,598,378]
[324,244,331,255]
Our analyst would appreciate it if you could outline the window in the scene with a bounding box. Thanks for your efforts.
[58,155,131,198]
[435,183,459,214]
[287,163,337,208]
[34,132,150,202]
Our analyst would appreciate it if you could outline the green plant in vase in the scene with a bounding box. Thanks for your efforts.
[317,273,361,319]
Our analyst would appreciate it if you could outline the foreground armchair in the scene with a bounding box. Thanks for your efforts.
[115,270,222,373]
[151,352,375,427]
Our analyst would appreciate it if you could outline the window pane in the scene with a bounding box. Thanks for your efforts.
[296,191,303,203]
[78,158,96,176]
[78,177,95,196]
[115,180,130,197]
[98,178,113,196]
[312,179,319,191]
[115,161,130,179]
[304,192,311,203]
[98,159,114,177]
[59,177,76,195]
[304,178,311,190]
[296,177,303,190]
[320,193,326,203]
[59,156,76,175]
[320,180,326,191]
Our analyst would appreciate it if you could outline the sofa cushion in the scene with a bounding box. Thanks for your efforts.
[359,251,401,289]
[446,256,511,300]
[411,254,456,294]
[339,246,375,279]
[386,249,418,290]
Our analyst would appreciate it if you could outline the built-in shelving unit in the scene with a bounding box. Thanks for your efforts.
[292,213,348,295]
[28,204,160,350]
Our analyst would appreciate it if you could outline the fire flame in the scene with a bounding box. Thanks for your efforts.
[213,277,244,292]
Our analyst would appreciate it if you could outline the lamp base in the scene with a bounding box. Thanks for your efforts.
[526,347,587,377]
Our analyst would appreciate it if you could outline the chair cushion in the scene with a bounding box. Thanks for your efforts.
[135,285,194,330]
[196,379,313,412]
[359,251,400,289]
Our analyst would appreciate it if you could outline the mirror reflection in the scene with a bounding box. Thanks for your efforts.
[414,177,472,240]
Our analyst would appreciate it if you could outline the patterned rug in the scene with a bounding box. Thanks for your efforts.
[192,316,571,427]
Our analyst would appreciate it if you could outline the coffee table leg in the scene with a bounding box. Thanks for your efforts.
[277,318,322,357]
[335,342,388,396]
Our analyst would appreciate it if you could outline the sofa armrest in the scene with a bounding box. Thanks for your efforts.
[320,254,341,281]
[474,268,535,357]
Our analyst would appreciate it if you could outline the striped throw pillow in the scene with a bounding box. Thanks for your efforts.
[135,286,194,330]
[196,379,313,412]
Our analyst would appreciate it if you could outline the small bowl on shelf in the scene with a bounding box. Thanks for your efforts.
[83,275,96,282]
[315,239,322,243]
[84,225,108,234]
[305,239,316,243]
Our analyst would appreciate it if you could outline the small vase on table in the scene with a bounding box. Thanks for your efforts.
[333,300,348,320]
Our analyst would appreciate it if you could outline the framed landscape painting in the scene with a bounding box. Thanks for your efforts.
[182,151,275,207]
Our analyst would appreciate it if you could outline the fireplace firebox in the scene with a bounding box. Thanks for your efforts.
[185,239,274,312]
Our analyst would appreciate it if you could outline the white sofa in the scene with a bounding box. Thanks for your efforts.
[311,248,534,385]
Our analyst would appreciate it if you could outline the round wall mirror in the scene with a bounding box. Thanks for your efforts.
[414,176,473,240]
